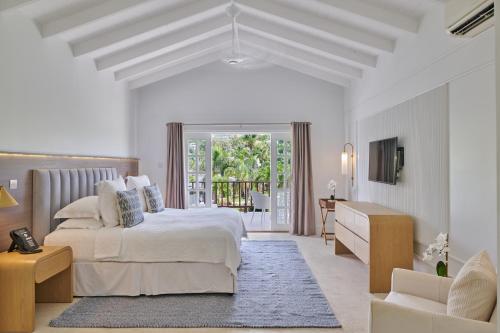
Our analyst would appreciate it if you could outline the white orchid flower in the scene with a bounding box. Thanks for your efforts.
[327,179,337,191]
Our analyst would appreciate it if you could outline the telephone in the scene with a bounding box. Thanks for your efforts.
[8,228,42,254]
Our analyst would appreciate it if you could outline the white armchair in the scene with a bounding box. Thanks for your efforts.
[369,268,497,333]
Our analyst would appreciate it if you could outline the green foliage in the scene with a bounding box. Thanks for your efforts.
[212,134,271,181]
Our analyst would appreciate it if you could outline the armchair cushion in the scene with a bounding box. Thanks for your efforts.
[370,299,496,333]
[385,292,446,314]
[391,268,453,304]
[447,251,497,321]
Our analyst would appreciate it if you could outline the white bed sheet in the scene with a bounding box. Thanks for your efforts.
[44,228,98,261]
[92,208,245,275]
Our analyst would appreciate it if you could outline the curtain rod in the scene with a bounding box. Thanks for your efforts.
[183,122,310,126]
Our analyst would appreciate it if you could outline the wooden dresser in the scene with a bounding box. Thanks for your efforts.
[334,201,413,293]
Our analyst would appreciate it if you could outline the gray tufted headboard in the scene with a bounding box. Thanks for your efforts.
[32,168,119,244]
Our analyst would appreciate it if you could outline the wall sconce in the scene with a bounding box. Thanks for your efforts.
[341,143,354,186]
[0,185,18,208]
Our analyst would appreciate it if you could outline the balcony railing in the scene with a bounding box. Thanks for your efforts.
[190,181,270,212]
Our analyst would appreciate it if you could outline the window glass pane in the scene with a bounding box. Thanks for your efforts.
[188,141,196,155]
[188,174,196,189]
[199,140,206,155]
[285,140,291,154]
[199,157,206,172]
[277,140,284,155]
[198,191,206,207]
[188,156,196,172]
[198,174,206,189]
[278,174,284,189]
[277,208,286,224]
[277,191,285,207]
[189,191,197,206]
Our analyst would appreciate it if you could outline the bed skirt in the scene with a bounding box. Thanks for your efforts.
[72,261,236,296]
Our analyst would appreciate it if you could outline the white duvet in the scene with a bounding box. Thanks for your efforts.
[93,208,245,275]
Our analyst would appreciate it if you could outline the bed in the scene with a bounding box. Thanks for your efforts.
[33,168,245,296]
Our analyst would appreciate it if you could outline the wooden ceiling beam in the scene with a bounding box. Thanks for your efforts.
[239,30,363,79]
[95,15,231,71]
[238,14,377,68]
[115,33,231,81]
[71,0,228,57]
[236,0,395,54]
[317,0,420,34]
[128,46,229,89]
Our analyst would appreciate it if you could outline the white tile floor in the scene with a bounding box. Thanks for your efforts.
[35,233,382,333]
[241,211,271,231]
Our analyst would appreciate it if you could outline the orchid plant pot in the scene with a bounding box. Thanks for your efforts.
[436,260,448,277]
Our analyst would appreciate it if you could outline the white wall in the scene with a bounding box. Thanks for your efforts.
[0,13,135,157]
[449,65,497,271]
[135,61,345,233]
[348,1,496,271]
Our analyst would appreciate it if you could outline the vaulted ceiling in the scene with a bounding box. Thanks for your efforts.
[3,0,437,89]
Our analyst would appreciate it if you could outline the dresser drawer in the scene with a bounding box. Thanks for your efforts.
[353,214,370,241]
[336,204,354,230]
[354,237,370,264]
[335,221,355,251]
[35,249,72,283]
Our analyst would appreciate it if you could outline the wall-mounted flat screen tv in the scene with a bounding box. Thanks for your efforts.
[369,137,398,185]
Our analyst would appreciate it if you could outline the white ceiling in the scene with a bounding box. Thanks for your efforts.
[2,0,439,89]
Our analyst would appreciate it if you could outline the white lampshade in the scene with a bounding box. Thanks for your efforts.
[341,152,348,175]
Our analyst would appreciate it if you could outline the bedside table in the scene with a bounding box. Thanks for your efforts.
[319,198,346,245]
[0,246,73,333]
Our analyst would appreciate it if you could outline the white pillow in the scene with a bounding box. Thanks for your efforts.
[54,196,99,220]
[56,218,103,230]
[96,176,126,227]
[447,250,497,321]
[126,175,150,212]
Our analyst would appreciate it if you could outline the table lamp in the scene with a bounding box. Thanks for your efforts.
[0,185,18,208]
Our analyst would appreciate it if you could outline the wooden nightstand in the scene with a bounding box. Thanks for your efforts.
[0,246,73,333]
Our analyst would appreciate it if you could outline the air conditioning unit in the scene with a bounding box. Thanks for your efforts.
[446,0,494,37]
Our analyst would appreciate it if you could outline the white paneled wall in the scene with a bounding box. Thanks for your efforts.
[357,85,449,252]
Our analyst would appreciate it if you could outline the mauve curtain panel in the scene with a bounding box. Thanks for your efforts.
[290,122,316,236]
[165,122,186,209]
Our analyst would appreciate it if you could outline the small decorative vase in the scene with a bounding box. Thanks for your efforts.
[436,261,448,277]
[330,195,335,200]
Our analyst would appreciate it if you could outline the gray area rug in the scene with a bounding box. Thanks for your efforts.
[50,240,341,328]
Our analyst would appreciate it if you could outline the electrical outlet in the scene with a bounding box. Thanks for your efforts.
[9,179,17,190]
